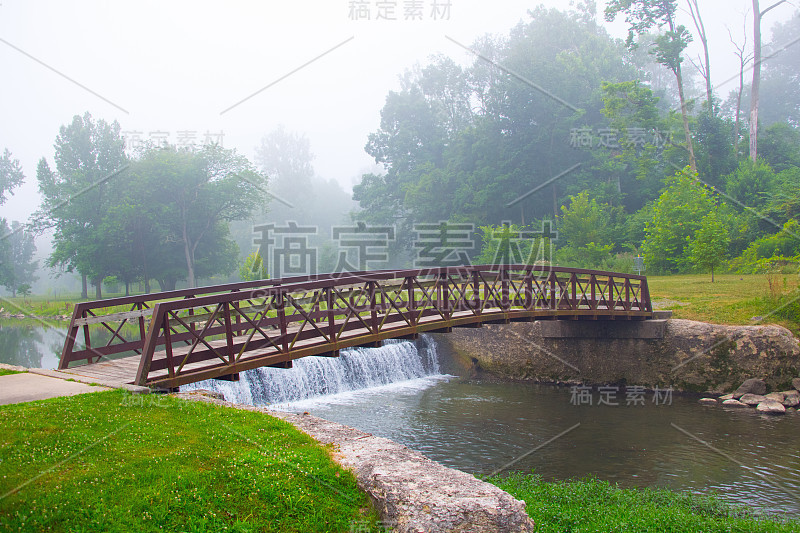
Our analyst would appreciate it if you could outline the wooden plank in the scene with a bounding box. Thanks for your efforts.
[73,308,153,326]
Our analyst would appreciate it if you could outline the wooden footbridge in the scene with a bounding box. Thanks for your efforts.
[58,265,653,389]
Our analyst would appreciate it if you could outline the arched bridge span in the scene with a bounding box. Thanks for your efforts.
[58,265,653,389]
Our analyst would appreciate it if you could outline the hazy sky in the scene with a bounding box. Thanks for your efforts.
[1,0,797,225]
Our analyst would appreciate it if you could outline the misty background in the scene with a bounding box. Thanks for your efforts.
[0,0,797,294]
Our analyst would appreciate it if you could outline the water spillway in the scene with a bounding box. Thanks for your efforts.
[181,335,443,407]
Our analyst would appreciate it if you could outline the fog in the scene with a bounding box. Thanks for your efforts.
[1,0,797,291]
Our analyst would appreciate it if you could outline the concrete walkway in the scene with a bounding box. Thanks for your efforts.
[0,371,112,405]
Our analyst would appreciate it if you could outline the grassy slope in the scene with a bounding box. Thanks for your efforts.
[648,273,800,332]
[0,390,379,532]
[490,473,799,533]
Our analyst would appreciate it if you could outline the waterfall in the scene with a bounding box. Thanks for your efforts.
[181,335,442,407]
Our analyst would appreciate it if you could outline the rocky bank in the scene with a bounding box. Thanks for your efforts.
[434,318,800,394]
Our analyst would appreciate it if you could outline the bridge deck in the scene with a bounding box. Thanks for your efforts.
[59,266,653,389]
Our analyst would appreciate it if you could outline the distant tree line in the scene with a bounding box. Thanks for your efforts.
[353,2,800,278]
[30,113,268,298]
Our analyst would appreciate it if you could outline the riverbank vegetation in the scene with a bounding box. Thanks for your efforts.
[490,472,799,533]
[0,390,379,532]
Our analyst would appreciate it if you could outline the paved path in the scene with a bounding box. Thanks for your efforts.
[0,372,111,405]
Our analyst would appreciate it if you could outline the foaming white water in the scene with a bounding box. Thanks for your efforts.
[181,335,445,407]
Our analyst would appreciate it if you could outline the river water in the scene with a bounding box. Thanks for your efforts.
[3,322,800,518]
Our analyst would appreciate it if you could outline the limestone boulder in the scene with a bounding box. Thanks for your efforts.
[740,393,767,405]
[781,390,800,407]
[792,377,800,392]
[765,392,786,402]
[722,399,749,407]
[733,378,767,398]
[756,400,786,414]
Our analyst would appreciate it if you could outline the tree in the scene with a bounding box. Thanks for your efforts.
[0,149,25,204]
[356,4,638,242]
[126,145,267,288]
[726,12,753,153]
[558,191,613,249]
[724,158,777,210]
[0,149,34,297]
[749,0,791,162]
[0,221,38,297]
[35,112,128,299]
[688,208,730,281]
[642,166,714,273]
[240,251,266,281]
[685,0,714,116]
[605,0,699,173]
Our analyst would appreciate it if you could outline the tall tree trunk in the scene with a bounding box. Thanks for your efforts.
[81,273,88,299]
[144,278,150,294]
[94,279,102,299]
[729,13,751,153]
[735,70,745,152]
[749,0,787,161]
[675,65,698,173]
[687,0,713,116]
[125,281,130,296]
[750,0,762,163]
[182,220,196,288]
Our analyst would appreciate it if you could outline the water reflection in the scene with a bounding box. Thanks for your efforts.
[0,320,63,369]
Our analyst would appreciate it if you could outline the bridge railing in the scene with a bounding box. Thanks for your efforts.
[58,269,396,370]
[58,265,651,387]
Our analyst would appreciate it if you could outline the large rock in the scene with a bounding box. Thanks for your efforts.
[272,412,536,532]
[793,378,800,392]
[733,378,767,398]
[765,392,786,402]
[756,400,786,414]
[782,390,800,407]
[719,393,735,401]
[437,319,800,393]
[740,393,768,405]
[722,399,749,408]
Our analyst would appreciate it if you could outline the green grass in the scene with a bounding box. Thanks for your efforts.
[489,472,800,532]
[648,273,800,332]
[0,369,23,376]
[0,390,380,532]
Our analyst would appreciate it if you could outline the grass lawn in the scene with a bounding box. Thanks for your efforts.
[0,369,24,376]
[490,473,800,533]
[647,273,800,332]
[0,390,379,532]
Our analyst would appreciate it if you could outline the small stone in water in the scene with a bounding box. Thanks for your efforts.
[722,399,748,408]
